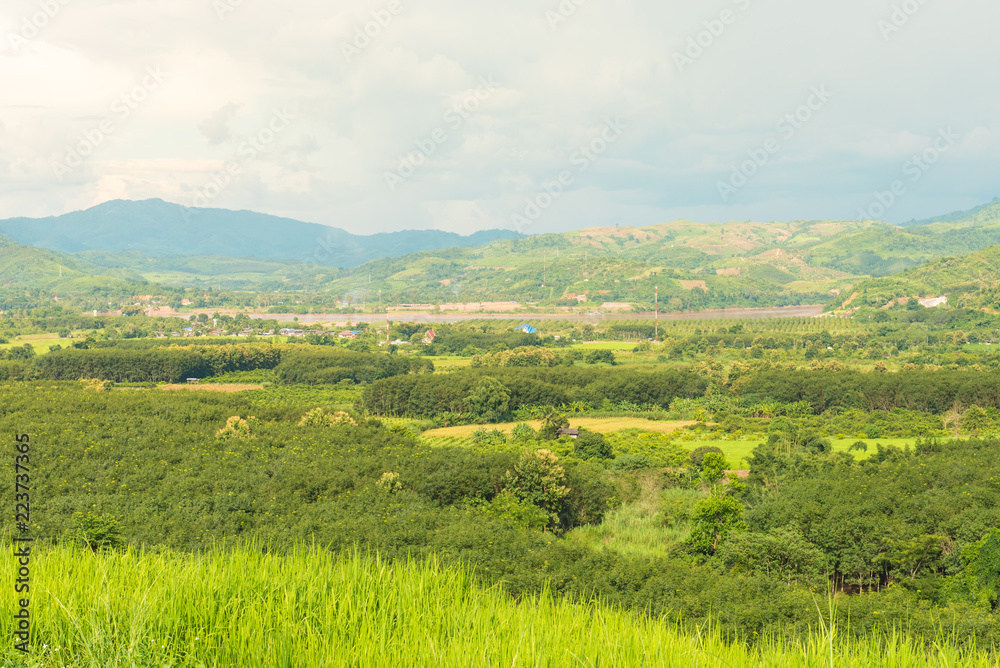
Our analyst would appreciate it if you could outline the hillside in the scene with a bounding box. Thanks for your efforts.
[0,234,148,305]
[840,244,1000,311]
[0,199,520,268]
[320,199,1000,311]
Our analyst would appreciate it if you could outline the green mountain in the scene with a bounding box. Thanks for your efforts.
[0,234,149,307]
[840,244,1000,312]
[320,198,1000,311]
[902,197,1000,227]
[0,199,520,268]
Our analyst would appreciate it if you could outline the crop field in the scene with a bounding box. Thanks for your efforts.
[423,418,698,438]
[1,544,992,668]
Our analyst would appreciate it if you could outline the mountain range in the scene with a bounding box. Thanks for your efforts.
[0,199,520,268]
[2,196,1000,313]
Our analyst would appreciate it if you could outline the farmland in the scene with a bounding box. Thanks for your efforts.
[2,304,1000,666]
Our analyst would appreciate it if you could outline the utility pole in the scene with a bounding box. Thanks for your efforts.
[386,307,390,346]
[542,251,546,287]
[655,285,658,342]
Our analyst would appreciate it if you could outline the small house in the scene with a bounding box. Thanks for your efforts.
[556,428,579,439]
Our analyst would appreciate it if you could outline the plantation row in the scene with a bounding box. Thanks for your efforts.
[0,344,433,384]
[362,365,1000,420]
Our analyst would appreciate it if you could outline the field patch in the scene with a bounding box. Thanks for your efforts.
[159,383,264,392]
[423,418,697,438]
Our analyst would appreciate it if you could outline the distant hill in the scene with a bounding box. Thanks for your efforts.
[0,199,520,268]
[319,197,1000,312]
[901,197,1000,227]
[0,234,148,306]
[840,244,1000,312]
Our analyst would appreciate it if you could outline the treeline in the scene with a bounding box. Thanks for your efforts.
[26,344,430,384]
[34,344,283,383]
[274,347,433,385]
[739,368,1000,414]
[361,367,707,418]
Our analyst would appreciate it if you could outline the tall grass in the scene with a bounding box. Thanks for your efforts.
[567,483,698,557]
[0,544,994,667]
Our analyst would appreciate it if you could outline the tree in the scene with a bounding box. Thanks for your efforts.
[687,493,746,556]
[700,452,728,487]
[959,529,1000,611]
[573,429,612,462]
[465,377,510,423]
[502,449,570,529]
[584,349,616,365]
[539,407,569,440]
[961,405,990,437]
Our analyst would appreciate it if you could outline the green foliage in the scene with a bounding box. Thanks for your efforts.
[958,529,1000,610]
[502,449,570,530]
[478,490,550,531]
[275,346,431,385]
[716,527,828,585]
[700,452,728,486]
[573,429,612,462]
[470,346,556,368]
[584,349,617,365]
[465,376,511,423]
[689,445,725,468]
[64,511,123,553]
[686,493,746,557]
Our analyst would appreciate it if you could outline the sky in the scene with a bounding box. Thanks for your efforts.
[0,0,998,236]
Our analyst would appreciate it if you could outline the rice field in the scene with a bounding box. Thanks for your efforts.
[0,544,994,668]
[423,418,697,438]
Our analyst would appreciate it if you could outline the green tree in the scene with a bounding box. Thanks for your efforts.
[539,407,569,440]
[961,405,990,437]
[687,493,746,556]
[465,377,511,423]
[573,429,612,462]
[502,449,570,530]
[584,349,616,365]
[700,452,728,487]
[66,512,123,553]
[958,529,1000,611]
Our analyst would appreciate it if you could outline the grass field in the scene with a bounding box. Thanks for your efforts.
[1,543,993,667]
[570,341,642,350]
[0,332,65,354]
[672,437,913,467]
[423,418,698,438]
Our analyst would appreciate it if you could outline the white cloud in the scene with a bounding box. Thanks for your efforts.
[0,0,997,231]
